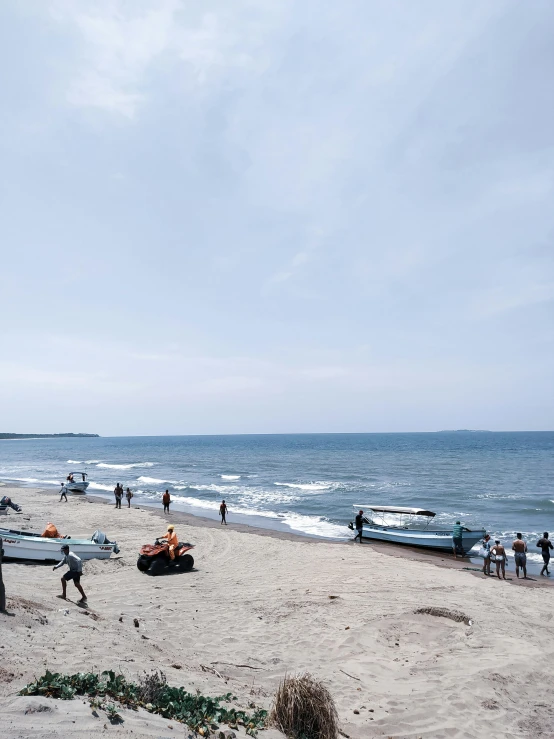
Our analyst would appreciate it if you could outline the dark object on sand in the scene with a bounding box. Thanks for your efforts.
[0,496,22,514]
[415,606,472,626]
[136,539,194,575]
[0,537,5,612]
[270,673,338,739]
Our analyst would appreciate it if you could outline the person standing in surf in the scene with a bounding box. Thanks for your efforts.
[219,500,228,525]
[537,532,553,576]
[162,490,171,514]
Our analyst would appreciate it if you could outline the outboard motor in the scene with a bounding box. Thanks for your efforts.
[91,529,120,554]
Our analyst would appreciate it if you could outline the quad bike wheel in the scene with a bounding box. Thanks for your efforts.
[178,553,194,571]
[148,559,166,576]
[136,556,150,572]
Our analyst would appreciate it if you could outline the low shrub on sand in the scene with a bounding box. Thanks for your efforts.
[269,673,338,739]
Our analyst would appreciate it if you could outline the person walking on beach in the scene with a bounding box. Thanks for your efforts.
[452,520,464,559]
[114,483,123,509]
[353,510,364,543]
[125,487,133,508]
[537,532,553,576]
[490,540,508,580]
[59,485,68,503]
[219,500,228,525]
[512,533,528,579]
[162,490,171,514]
[53,544,87,603]
[481,533,492,576]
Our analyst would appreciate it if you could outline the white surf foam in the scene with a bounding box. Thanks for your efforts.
[88,482,115,492]
[274,482,333,492]
[137,476,174,485]
[221,474,241,480]
[66,460,83,464]
[97,462,155,470]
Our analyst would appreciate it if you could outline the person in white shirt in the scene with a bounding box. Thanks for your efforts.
[53,544,87,602]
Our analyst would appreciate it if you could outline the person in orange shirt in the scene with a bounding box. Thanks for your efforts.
[160,524,178,559]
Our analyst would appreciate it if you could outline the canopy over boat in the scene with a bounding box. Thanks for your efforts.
[354,505,436,517]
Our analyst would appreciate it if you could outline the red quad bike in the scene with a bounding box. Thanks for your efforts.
[137,539,194,576]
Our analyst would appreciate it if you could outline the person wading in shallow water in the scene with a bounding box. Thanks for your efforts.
[537,532,553,576]
[490,540,508,580]
[219,500,228,525]
[162,490,171,514]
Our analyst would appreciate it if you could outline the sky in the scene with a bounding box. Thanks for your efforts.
[0,0,553,436]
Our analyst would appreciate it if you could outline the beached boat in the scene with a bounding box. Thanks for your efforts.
[61,471,90,495]
[348,505,485,554]
[0,527,119,561]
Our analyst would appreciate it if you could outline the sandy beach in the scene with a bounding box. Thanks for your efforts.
[1,486,553,739]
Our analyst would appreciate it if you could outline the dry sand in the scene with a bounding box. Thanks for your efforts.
[1,486,553,739]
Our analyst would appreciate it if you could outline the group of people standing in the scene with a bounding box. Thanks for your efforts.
[480,532,553,579]
[113,483,134,509]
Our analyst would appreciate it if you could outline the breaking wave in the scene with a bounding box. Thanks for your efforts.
[97,462,155,470]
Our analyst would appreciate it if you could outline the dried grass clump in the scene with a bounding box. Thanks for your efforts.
[137,670,167,704]
[269,673,338,739]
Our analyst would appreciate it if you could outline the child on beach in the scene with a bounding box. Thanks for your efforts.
[125,487,133,508]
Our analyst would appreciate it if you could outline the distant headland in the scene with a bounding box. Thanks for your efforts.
[435,429,491,433]
[0,433,100,439]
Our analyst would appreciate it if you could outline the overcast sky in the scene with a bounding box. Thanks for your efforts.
[0,0,553,436]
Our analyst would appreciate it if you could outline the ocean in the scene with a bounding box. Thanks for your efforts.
[1,432,553,568]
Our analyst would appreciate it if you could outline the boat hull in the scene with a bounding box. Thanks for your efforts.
[0,529,115,562]
[63,481,90,495]
[356,526,485,553]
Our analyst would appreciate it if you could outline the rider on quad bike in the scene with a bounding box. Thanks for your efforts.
[137,524,194,575]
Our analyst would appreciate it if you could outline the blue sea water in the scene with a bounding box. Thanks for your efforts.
[1,432,553,565]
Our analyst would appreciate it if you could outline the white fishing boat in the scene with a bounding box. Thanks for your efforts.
[61,471,90,495]
[0,527,119,562]
[348,505,485,554]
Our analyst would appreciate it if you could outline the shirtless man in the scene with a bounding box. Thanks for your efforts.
[537,532,553,576]
[490,540,508,580]
[512,533,528,579]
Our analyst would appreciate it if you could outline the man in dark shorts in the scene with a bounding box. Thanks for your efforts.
[219,500,228,525]
[512,533,528,579]
[162,490,171,514]
[114,483,123,509]
[537,532,553,576]
[53,544,87,602]
[353,510,364,543]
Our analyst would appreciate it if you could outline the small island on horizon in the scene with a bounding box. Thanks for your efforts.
[435,429,491,433]
[0,433,100,440]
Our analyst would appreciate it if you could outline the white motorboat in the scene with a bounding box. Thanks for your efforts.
[61,471,90,495]
[349,505,485,554]
[0,527,119,562]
